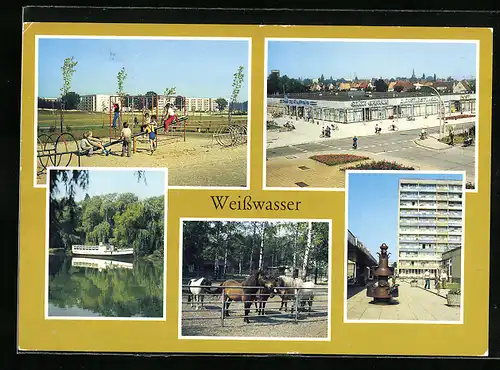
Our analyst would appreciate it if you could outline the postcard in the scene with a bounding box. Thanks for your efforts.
[18,21,492,357]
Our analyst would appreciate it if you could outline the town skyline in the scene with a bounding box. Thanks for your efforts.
[267,41,476,82]
[37,38,249,101]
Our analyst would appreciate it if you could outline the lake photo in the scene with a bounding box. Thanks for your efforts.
[46,168,166,319]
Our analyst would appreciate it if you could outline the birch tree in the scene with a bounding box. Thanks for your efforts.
[302,222,313,280]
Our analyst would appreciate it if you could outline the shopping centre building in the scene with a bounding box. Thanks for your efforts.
[267,91,476,123]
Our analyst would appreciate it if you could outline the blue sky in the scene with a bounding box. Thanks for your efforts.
[267,41,476,80]
[53,169,166,202]
[347,172,463,262]
[38,38,249,100]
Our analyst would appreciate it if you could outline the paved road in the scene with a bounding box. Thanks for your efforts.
[346,282,460,322]
[267,127,475,182]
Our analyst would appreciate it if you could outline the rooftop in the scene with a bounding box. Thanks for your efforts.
[267,91,474,102]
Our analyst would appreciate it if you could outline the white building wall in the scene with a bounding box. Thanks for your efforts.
[397,179,464,280]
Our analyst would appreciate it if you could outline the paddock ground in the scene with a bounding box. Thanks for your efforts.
[180,290,329,338]
[36,135,248,187]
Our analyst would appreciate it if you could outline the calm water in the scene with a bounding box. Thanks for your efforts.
[48,255,164,318]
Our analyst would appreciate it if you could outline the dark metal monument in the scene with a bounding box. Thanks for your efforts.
[366,243,399,304]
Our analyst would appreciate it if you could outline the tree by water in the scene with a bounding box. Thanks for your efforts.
[49,169,163,259]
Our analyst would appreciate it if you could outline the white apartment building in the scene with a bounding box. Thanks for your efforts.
[78,94,111,112]
[397,179,464,280]
[186,97,218,112]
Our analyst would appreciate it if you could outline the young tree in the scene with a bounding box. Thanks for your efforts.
[117,67,127,120]
[228,65,245,124]
[163,87,176,105]
[60,57,78,131]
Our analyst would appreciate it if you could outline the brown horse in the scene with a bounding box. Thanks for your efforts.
[254,285,276,315]
[220,270,275,323]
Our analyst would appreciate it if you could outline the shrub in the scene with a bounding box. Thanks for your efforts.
[310,154,370,166]
[448,288,461,295]
[340,160,415,171]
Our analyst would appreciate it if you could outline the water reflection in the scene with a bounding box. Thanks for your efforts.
[48,255,164,318]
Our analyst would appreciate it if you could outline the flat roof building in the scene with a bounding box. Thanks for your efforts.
[268,91,476,124]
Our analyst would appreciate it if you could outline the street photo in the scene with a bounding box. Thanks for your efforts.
[265,40,477,190]
[344,170,464,323]
[179,219,331,339]
[46,167,166,319]
[36,37,250,188]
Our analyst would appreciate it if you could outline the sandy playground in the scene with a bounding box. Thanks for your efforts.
[37,135,248,187]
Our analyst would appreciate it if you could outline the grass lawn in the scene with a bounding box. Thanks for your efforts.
[37,110,248,138]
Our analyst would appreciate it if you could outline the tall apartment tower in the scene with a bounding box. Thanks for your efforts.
[397,178,464,280]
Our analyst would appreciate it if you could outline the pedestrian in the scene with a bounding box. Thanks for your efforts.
[449,129,455,146]
[112,103,120,129]
[120,122,132,157]
[424,270,431,289]
[352,136,358,149]
[440,270,448,289]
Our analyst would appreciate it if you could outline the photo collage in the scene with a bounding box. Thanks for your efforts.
[17,23,492,356]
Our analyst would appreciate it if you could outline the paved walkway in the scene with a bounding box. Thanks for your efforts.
[267,113,475,149]
[346,282,460,322]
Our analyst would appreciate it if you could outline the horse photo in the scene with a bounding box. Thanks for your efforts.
[186,277,213,310]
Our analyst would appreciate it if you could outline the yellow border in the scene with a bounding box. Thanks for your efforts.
[19,23,492,356]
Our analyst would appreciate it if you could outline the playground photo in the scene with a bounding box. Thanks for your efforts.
[179,219,331,339]
[35,37,250,188]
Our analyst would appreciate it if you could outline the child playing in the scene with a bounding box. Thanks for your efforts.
[150,115,158,150]
[120,122,132,157]
[80,131,109,156]
[164,103,179,131]
[141,112,151,133]
[144,120,156,155]
[112,103,120,129]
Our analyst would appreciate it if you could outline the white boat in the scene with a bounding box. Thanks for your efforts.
[71,257,134,271]
[71,242,134,256]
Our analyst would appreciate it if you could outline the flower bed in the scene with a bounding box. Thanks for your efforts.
[340,160,415,171]
[310,154,370,166]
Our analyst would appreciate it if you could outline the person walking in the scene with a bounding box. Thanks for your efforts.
[424,270,431,289]
[440,270,448,289]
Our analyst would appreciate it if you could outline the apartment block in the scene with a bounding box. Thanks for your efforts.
[186,97,218,112]
[397,178,464,280]
[78,94,111,112]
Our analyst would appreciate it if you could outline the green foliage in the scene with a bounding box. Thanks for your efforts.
[117,67,127,98]
[60,57,78,97]
[228,66,245,123]
[215,97,228,111]
[50,190,164,257]
[183,221,329,278]
[61,92,81,110]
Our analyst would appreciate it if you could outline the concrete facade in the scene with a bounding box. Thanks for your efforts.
[397,179,464,280]
[441,246,462,283]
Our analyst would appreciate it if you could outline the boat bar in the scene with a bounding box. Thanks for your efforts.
[267,92,476,124]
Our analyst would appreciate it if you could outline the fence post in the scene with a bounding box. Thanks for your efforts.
[294,288,299,323]
[221,287,225,327]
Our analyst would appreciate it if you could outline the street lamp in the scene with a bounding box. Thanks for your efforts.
[414,83,445,139]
